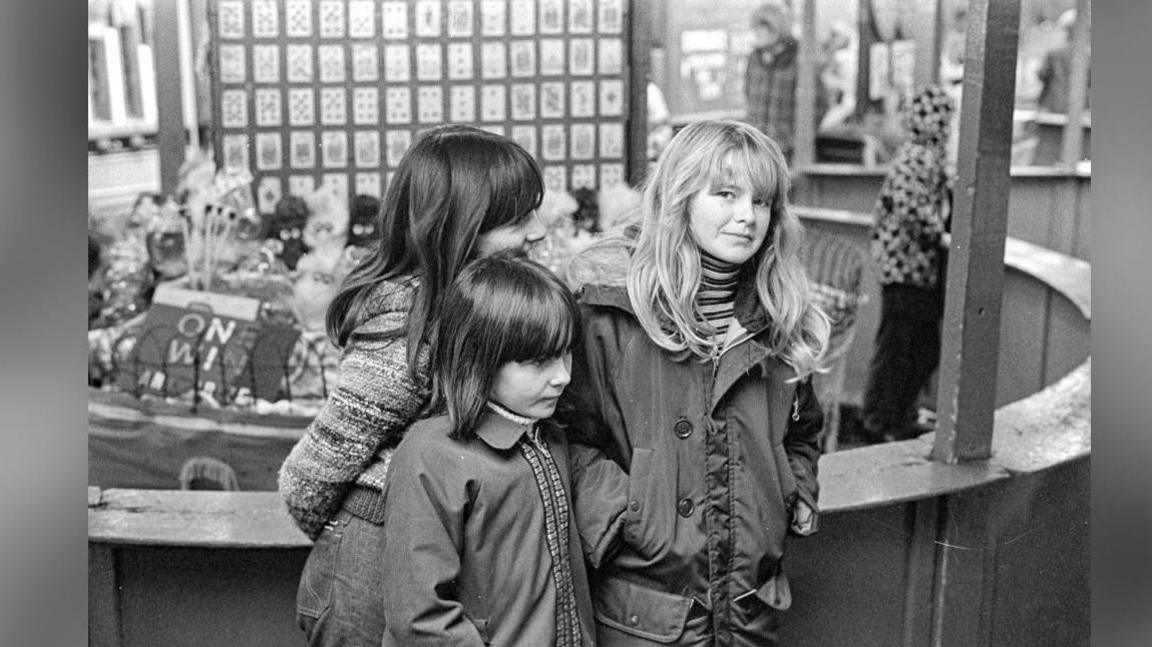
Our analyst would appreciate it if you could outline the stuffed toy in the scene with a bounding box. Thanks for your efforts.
[302,186,350,263]
[347,194,381,250]
[263,196,310,270]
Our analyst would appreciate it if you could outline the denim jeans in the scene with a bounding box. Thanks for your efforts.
[296,508,388,647]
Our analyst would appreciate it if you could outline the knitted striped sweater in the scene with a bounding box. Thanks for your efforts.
[278,275,431,540]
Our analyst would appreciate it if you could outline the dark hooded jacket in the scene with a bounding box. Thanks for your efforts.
[558,278,823,646]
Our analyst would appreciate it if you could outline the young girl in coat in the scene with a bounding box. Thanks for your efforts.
[278,125,547,645]
[560,120,830,646]
[380,254,599,646]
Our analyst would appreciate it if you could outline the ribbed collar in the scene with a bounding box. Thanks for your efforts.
[476,402,539,450]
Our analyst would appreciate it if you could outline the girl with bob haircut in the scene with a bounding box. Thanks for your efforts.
[559,120,830,645]
[380,254,600,646]
[279,125,547,646]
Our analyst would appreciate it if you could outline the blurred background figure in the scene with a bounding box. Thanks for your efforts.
[1037,8,1090,114]
[817,20,858,132]
[744,1,798,161]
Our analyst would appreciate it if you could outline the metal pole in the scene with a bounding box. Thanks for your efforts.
[1061,0,1090,166]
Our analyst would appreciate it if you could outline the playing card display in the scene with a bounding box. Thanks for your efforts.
[257,176,282,214]
[447,43,474,80]
[540,39,564,76]
[319,45,346,83]
[253,45,280,83]
[354,130,380,167]
[348,0,376,38]
[353,87,379,125]
[321,131,348,168]
[480,1,506,36]
[539,0,563,34]
[598,0,624,33]
[600,163,625,187]
[223,134,249,170]
[286,0,313,37]
[599,79,624,116]
[480,84,506,121]
[511,125,537,157]
[352,44,379,82]
[541,124,566,161]
[414,1,442,37]
[510,83,536,121]
[217,1,245,39]
[290,131,316,168]
[218,44,246,83]
[255,89,283,127]
[598,39,623,75]
[287,44,314,83]
[319,0,346,38]
[509,0,536,35]
[289,88,316,126]
[385,87,412,123]
[449,85,476,122]
[320,87,347,125]
[210,0,637,212]
[221,89,248,128]
[322,174,349,203]
[571,164,596,189]
[480,42,507,79]
[289,175,316,197]
[447,1,474,37]
[569,0,593,33]
[384,44,411,81]
[416,44,443,81]
[570,80,595,117]
[570,123,595,160]
[355,172,382,198]
[569,39,594,76]
[255,132,283,170]
[542,165,566,192]
[510,41,536,77]
[540,82,565,118]
[251,0,279,38]
[417,86,444,123]
[599,122,624,158]
[385,129,412,166]
[381,2,408,39]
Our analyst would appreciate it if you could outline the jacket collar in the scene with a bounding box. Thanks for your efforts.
[579,268,773,337]
[475,403,538,450]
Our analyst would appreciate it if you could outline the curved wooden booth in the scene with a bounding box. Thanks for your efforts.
[88,215,1089,646]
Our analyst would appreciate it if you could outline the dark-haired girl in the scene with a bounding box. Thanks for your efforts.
[279,125,547,645]
[380,255,601,646]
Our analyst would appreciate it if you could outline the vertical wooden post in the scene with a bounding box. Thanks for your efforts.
[627,0,651,187]
[153,0,186,195]
[792,0,817,169]
[1061,0,1090,166]
[931,0,1020,464]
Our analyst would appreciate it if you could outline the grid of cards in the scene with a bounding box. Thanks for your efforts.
[209,0,631,215]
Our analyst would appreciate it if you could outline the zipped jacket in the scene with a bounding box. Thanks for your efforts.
[559,282,822,646]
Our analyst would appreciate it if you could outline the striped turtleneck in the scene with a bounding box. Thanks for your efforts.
[697,252,741,342]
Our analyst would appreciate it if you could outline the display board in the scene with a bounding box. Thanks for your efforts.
[660,0,760,122]
[208,0,634,214]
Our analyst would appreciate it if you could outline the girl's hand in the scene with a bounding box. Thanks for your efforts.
[790,499,817,536]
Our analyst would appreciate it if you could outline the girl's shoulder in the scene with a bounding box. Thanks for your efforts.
[353,275,420,338]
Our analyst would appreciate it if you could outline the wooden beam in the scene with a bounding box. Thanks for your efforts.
[153,0,186,195]
[1061,0,1090,165]
[931,0,1021,463]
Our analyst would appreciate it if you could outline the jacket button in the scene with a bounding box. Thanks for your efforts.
[677,498,695,517]
[628,614,639,626]
[629,499,641,512]
[674,419,693,438]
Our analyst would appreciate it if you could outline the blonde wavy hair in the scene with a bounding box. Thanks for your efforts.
[626,120,829,376]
